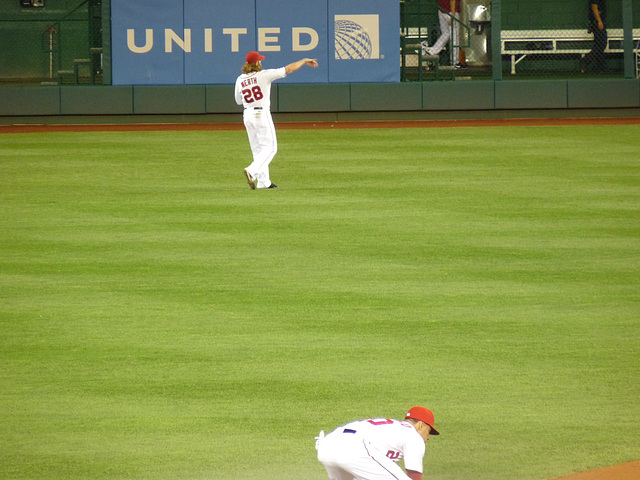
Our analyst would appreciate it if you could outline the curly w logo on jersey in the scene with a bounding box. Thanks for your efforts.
[334,15,380,60]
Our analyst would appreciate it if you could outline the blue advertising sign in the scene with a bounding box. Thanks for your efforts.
[184,0,257,85]
[111,0,399,85]
[111,0,185,85]
[255,0,329,84]
[329,0,400,83]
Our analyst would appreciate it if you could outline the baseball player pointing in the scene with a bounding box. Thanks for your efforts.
[235,51,318,189]
[316,407,439,480]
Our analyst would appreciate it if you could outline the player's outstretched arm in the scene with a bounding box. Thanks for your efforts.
[285,58,318,74]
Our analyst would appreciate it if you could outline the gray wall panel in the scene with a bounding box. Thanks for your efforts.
[350,83,422,111]
[61,86,133,115]
[278,84,351,112]
[0,86,60,116]
[495,81,568,109]
[205,85,238,114]
[133,86,206,114]
[567,79,640,108]
[423,81,495,110]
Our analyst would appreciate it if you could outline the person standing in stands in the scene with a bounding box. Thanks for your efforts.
[581,0,607,73]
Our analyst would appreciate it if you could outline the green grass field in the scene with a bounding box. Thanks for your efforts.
[1,124,639,480]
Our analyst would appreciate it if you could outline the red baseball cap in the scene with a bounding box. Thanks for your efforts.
[245,51,265,64]
[405,406,440,435]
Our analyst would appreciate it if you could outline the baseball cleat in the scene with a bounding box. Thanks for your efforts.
[267,183,279,189]
[244,169,255,189]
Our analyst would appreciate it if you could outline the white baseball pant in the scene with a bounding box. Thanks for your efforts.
[243,107,277,189]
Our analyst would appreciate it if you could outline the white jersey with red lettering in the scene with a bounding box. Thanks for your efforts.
[234,67,287,189]
[317,418,426,480]
[234,67,286,109]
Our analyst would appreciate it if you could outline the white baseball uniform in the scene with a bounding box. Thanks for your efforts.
[316,418,426,480]
[234,67,287,189]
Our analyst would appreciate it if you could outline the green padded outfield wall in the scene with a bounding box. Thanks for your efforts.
[1,80,639,118]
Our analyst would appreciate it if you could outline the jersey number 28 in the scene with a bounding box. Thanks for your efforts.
[242,86,264,103]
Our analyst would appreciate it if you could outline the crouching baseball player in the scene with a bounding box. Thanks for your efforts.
[234,51,318,189]
[316,407,439,480]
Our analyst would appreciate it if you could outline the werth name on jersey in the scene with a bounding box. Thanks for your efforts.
[241,77,258,88]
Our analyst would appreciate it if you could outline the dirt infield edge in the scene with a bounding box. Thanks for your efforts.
[552,460,640,480]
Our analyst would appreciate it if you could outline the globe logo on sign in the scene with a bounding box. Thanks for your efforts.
[335,19,373,60]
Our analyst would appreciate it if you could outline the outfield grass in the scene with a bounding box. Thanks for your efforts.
[1,125,639,480]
